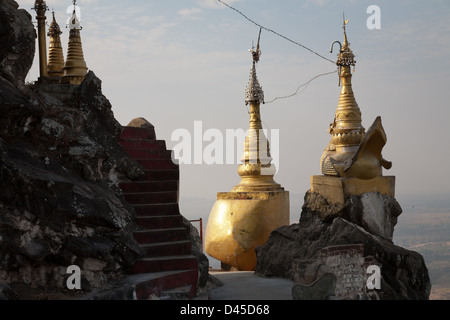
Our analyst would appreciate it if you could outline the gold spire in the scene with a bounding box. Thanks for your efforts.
[33,0,49,79]
[233,30,282,192]
[321,18,365,177]
[320,18,391,179]
[47,11,65,78]
[61,1,88,85]
[330,17,364,149]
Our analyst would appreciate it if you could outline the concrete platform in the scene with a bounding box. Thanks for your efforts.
[208,271,295,300]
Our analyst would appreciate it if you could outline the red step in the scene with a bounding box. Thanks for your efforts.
[143,170,179,181]
[121,127,156,140]
[140,241,192,258]
[120,181,179,193]
[130,256,198,274]
[118,121,198,299]
[135,215,183,229]
[122,149,173,160]
[123,191,178,205]
[132,203,180,216]
[137,159,179,170]
[133,228,188,244]
[119,139,167,150]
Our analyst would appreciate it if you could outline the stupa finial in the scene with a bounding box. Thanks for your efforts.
[245,28,264,106]
[47,10,65,78]
[337,15,356,69]
[67,0,82,30]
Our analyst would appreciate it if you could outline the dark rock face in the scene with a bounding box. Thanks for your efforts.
[255,191,431,300]
[0,2,144,297]
[0,0,36,89]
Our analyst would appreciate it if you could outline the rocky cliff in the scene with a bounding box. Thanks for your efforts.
[255,191,432,300]
[0,0,145,299]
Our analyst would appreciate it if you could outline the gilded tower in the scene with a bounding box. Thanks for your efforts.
[311,19,394,221]
[33,0,49,79]
[232,42,283,193]
[47,11,65,78]
[62,0,88,85]
[320,19,391,180]
[205,31,290,271]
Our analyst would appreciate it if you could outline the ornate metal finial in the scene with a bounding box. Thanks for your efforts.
[335,15,356,68]
[33,0,48,13]
[48,10,62,36]
[330,16,356,86]
[67,0,82,30]
[342,13,349,46]
[250,28,262,63]
[245,29,264,105]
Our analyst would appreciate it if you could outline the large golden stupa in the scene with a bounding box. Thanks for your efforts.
[205,32,290,271]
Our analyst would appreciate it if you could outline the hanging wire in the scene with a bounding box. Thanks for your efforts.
[218,0,336,64]
[265,69,337,104]
[217,0,339,103]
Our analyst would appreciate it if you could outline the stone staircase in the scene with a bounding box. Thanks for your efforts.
[118,120,198,300]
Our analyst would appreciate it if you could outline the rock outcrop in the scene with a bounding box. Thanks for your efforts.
[0,0,145,298]
[0,0,35,90]
[255,191,431,300]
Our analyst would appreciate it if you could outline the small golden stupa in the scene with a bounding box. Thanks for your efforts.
[61,0,88,85]
[47,11,65,78]
[312,18,394,217]
[205,31,290,271]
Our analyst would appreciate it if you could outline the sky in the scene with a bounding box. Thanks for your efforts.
[19,0,450,225]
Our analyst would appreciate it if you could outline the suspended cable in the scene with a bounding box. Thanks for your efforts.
[217,0,336,64]
[265,70,337,104]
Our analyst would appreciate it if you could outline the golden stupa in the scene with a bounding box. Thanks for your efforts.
[61,1,88,85]
[205,31,290,271]
[312,18,394,217]
[47,11,65,78]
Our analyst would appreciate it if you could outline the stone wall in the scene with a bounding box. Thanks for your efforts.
[319,244,379,299]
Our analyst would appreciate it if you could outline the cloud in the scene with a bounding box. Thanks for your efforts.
[17,0,98,9]
[197,0,242,10]
[178,7,203,20]
[303,0,331,7]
